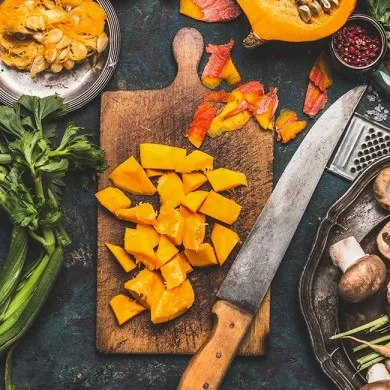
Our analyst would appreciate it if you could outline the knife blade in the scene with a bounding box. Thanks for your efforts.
[178,85,367,390]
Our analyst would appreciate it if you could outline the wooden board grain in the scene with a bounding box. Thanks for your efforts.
[97,28,273,355]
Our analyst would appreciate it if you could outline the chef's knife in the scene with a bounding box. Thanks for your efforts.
[178,85,367,390]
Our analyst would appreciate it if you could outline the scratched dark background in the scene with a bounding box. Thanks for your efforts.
[0,0,390,389]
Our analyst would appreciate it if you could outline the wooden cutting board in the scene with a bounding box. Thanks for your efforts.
[97,28,273,355]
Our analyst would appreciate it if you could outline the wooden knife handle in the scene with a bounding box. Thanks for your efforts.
[178,300,254,390]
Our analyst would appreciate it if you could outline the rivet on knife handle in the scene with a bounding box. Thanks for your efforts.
[178,300,253,390]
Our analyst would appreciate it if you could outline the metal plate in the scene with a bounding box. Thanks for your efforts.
[0,0,120,112]
[328,114,390,181]
[299,156,390,390]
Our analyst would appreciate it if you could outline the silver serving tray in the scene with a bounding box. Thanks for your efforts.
[0,0,120,112]
[299,156,390,389]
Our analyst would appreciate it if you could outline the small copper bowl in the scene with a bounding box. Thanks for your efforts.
[330,14,388,75]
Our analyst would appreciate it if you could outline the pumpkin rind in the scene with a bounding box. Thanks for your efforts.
[237,0,357,44]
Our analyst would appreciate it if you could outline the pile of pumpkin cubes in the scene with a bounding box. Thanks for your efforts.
[96,143,247,325]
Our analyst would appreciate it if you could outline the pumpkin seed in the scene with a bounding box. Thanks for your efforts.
[318,0,332,13]
[63,59,75,70]
[56,36,71,50]
[57,48,68,62]
[25,16,46,31]
[307,1,322,16]
[30,56,47,77]
[44,45,57,64]
[328,0,339,6]
[70,42,88,62]
[44,29,63,44]
[298,5,312,23]
[97,33,108,53]
[33,32,44,43]
[50,62,63,73]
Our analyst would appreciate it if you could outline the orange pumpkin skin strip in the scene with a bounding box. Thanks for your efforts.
[180,0,241,22]
[303,81,328,118]
[276,109,307,144]
[248,87,279,130]
[187,102,217,148]
[202,40,236,89]
[309,53,333,92]
[203,90,234,103]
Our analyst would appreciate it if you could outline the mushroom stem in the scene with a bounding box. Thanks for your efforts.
[329,236,366,273]
[367,363,390,383]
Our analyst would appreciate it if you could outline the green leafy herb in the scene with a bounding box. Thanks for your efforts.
[0,95,106,387]
[367,0,390,57]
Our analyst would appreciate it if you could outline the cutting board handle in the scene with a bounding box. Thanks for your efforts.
[172,28,204,87]
[178,300,254,390]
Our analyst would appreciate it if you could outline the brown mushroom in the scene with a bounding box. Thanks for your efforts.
[361,363,390,390]
[377,222,390,260]
[329,236,386,303]
[374,168,390,211]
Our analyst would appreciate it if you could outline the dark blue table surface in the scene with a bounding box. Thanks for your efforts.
[0,0,389,388]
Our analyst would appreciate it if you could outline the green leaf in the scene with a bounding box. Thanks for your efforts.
[367,0,390,55]
[17,95,66,132]
[0,107,24,138]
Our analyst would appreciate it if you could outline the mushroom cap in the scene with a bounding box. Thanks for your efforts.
[361,380,390,390]
[374,168,390,211]
[339,255,386,303]
[377,222,390,260]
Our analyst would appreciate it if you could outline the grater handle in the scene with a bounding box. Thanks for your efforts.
[370,64,390,96]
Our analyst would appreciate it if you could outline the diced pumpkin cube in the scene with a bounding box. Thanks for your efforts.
[116,203,157,225]
[156,235,179,268]
[154,205,183,246]
[185,243,218,267]
[146,168,165,178]
[124,269,165,309]
[180,206,206,250]
[176,151,214,173]
[134,254,158,271]
[109,156,156,195]
[182,172,208,194]
[160,255,189,289]
[157,173,185,208]
[106,243,137,272]
[177,253,193,274]
[151,280,195,324]
[181,190,208,213]
[211,223,240,266]
[124,228,157,268]
[140,143,187,170]
[95,187,131,214]
[109,294,146,325]
[136,224,160,248]
[199,191,241,225]
[206,168,247,192]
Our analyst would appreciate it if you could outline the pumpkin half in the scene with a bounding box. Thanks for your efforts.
[237,0,356,47]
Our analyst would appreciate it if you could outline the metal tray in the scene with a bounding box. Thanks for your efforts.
[0,0,120,112]
[299,156,390,389]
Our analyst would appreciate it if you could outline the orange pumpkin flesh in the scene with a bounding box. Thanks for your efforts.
[237,0,356,45]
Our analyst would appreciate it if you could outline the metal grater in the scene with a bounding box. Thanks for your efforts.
[327,113,390,181]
